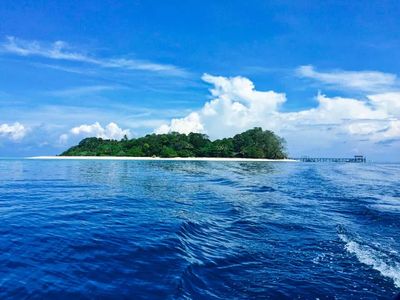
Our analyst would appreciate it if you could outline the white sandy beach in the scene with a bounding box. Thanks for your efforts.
[27,156,298,162]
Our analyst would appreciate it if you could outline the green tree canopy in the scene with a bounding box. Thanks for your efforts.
[61,128,287,159]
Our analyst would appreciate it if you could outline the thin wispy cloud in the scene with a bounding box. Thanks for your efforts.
[46,85,122,97]
[1,36,188,76]
[31,62,96,75]
[296,65,399,93]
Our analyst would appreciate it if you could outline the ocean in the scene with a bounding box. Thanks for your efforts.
[0,159,399,299]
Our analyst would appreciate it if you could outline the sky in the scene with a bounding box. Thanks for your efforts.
[0,0,399,161]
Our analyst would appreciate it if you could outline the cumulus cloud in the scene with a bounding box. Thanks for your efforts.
[156,73,286,137]
[155,112,204,135]
[367,92,400,117]
[1,36,187,76]
[0,122,27,141]
[156,74,400,156]
[296,65,398,93]
[60,122,131,144]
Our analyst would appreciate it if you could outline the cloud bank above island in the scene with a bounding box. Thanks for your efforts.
[155,71,400,156]
[1,64,399,159]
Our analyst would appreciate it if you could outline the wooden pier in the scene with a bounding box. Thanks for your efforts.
[291,155,366,163]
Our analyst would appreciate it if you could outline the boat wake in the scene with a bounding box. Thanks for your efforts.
[337,226,400,288]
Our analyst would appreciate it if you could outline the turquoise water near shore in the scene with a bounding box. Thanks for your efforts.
[0,159,399,299]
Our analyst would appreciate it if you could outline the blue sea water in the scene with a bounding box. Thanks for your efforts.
[0,159,399,299]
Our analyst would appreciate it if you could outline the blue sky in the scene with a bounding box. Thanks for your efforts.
[0,0,399,160]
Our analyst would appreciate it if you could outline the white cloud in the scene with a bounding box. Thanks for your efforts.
[60,122,131,143]
[0,122,27,141]
[296,65,398,92]
[1,36,187,76]
[367,92,400,117]
[155,112,204,135]
[156,74,400,156]
[156,73,287,138]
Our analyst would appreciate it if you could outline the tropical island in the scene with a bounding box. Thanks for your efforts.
[61,127,287,159]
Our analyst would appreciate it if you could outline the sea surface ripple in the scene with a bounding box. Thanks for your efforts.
[0,159,399,299]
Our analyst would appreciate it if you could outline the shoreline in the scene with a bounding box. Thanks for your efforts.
[27,156,298,162]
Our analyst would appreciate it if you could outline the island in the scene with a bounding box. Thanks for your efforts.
[61,127,287,159]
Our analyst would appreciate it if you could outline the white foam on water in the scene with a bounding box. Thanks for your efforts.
[338,233,400,288]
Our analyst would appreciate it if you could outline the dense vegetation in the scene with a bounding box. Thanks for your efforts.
[61,127,287,159]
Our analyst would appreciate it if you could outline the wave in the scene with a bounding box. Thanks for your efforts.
[368,195,400,215]
[338,227,400,288]
[369,204,400,214]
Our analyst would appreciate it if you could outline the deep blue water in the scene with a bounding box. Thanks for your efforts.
[0,159,399,299]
